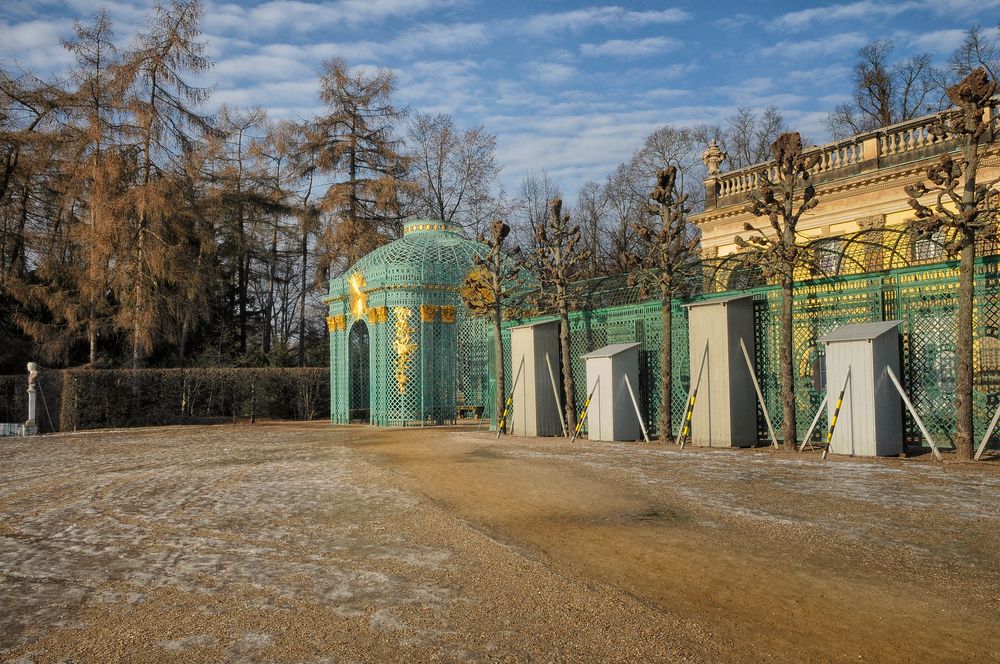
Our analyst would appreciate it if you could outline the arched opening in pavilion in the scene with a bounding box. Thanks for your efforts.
[348,320,370,423]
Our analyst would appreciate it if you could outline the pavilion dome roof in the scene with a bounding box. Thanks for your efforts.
[333,219,487,292]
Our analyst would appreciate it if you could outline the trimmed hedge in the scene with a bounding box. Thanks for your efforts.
[1,368,329,432]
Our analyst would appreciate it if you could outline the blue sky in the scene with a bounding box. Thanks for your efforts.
[2,0,999,198]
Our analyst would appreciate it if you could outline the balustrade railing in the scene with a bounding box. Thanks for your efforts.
[713,107,994,203]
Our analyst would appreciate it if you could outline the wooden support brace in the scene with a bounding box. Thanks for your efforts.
[497,356,524,439]
[799,393,830,452]
[975,399,1000,461]
[624,374,650,443]
[739,337,778,448]
[545,353,568,437]
[885,366,942,461]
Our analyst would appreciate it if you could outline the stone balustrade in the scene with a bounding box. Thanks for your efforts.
[707,106,997,208]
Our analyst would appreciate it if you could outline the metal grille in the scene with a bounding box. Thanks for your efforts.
[325,220,490,426]
[348,321,370,422]
[329,220,1000,451]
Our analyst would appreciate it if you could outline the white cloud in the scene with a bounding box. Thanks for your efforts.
[389,22,491,55]
[527,62,579,85]
[580,37,680,59]
[714,14,754,31]
[211,78,321,118]
[906,28,968,54]
[202,0,461,36]
[773,0,1000,32]
[773,1,918,32]
[518,6,690,36]
[396,59,487,116]
[213,54,305,82]
[759,32,869,59]
[0,19,75,74]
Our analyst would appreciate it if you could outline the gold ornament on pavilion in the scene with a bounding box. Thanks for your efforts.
[348,272,367,319]
[366,306,388,325]
[393,307,417,393]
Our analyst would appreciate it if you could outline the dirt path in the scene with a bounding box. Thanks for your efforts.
[1,422,997,662]
[347,427,1000,663]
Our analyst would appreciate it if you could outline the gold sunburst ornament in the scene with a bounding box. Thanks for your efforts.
[348,272,367,319]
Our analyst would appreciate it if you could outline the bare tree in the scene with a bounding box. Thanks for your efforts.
[459,220,521,431]
[694,106,789,171]
[532,198,591,430]
[827,40,946,139]
[736,132,820,450]
[511,171,561,254]
[950,24,1000,83]
[406,112,499,235]
[624,166,700,442]
[602,160,646,274]
[574,180,607,277]
[904,68,998,461]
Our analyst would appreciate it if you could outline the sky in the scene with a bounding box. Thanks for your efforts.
[2,0,999,200]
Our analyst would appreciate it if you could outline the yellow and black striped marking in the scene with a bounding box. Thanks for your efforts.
[679,386,701,444]
[570,380,601,443]
[574,396,593,434]
[826,387,848,444]
[496,395,514,438]
[821,378,851,459]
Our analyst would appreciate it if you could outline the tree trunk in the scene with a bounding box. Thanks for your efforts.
[780,270,797,449]
[299,221,308,367]
[559,306,577,430]
[88,317,97,366]
[660,297,673,443]
[265,220,278,356]
[179,307,191,361]
[955,235,975,460]
[493,308,505,433]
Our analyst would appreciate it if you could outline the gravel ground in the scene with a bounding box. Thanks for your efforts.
[0,422,997,663]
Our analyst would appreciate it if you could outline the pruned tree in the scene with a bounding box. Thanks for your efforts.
[459,219,521,431]
[827,40,946,139]
[532,197,591,430]
[624,166,700,443]
[736,132,820,450]
[904,68,998,461]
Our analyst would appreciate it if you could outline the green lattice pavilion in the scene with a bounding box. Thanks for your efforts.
[324,219,490,425]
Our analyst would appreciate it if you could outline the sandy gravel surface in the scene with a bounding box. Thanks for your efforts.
[1,422,997,663]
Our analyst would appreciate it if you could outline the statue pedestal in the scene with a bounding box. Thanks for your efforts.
[25,381,38,435]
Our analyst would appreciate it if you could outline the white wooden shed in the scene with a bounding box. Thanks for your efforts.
[509,320,563,437]
[820,321,904,457]
[581,343,642,442]
[683,295,758,447]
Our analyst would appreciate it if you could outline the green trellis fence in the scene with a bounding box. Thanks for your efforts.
[500,252,1000,451]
